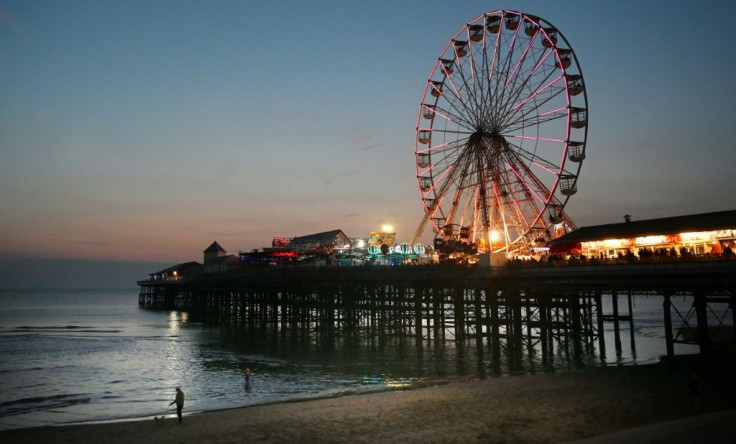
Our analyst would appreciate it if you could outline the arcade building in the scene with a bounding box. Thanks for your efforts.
[548,209,736,259]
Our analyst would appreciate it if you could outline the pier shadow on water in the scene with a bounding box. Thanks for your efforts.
[189,293,675,383]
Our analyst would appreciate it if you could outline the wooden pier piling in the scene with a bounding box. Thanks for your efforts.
[139,262,736,371]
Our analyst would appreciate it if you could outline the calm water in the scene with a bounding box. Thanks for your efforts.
[0,288,698,430]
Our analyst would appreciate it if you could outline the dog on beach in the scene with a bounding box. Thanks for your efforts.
[154,416,165,425]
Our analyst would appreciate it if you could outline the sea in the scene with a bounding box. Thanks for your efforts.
[0,288,700,431]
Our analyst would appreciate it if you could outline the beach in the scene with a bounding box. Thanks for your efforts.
[3,357,734,443]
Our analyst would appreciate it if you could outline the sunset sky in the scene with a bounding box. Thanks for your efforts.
[1,0,735,283]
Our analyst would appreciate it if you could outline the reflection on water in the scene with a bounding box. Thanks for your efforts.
[195,293,701,381]
[0,290,705,430]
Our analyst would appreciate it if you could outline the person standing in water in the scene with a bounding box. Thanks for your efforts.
[244,367,252,389]
[169,387,185,423]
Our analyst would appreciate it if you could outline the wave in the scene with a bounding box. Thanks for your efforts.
[15,326,95,330]
[0,394,92,418]
[4,326,123,334]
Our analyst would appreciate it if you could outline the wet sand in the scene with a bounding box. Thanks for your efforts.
[2,357,735,443]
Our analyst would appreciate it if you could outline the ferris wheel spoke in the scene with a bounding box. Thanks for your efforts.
[433,81,481,129]
[496,35,547,102]
[436,91,478,130]
[505,139,565,176]
[421,103,457,124]
[482,18,512,123]
[507,148,562,204]
[500,62,563,121]
[503,25,536,91]
[491,34,528,125]
[494,30,538,120]
[479,29,495,122]
[504,113,566,135]
[507,139,579,179]
[446,166,475,226]
[428,143,473,188]
[503,160,549,207]
[451,43,486,118]
[497,183,535,242]
[501,144,553,199]
[496,46,560,125]
[429,70,476,130]
[429,156,476,224]
[503,98,566,133]
[493,178,539,250]
[503,81,567,129]
[430,130,474,150]
[512,74,564,113]
[486,19,504,92]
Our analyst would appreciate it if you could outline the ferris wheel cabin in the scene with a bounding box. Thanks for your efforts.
[468,24,484,42]
[566,74,584,96]
[423,104,435,120]
[556,49,572,69]
[505,16,520,30]
[570,107,587,128]
[567,142,586,162]
[418,130,431,145]
[429,81,443,97]
[542,28,557,48]
[417,153,430,169]
[440,59,454,75]
[487,15,501,33]
[453,40,467,57]
[560,174,578,196]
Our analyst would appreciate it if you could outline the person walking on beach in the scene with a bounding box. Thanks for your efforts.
[169,387,185,423]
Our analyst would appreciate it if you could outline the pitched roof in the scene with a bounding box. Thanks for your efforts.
[549,209,736,244]
[150,261,201,276]
[203,241,226,253]
[289,229,349,243]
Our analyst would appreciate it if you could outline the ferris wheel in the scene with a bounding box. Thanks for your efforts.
[414,10,588,257]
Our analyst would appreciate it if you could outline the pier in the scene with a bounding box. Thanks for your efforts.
[139,261,736,372]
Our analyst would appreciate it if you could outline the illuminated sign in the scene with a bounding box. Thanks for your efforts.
[633,235,667,246]
[369,231,396,247]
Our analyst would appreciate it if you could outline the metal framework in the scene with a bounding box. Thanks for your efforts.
[414,10,588,258]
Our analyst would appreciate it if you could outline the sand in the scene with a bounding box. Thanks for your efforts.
[2,357,735,443]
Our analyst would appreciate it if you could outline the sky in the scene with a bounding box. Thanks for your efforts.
[1,0,735,286]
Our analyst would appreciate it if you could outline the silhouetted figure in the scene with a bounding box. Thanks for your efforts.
[169,387,185,423]
[244,366,252,389]
[625,249,636,263]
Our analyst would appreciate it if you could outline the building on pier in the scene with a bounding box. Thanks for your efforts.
[203,241,239,274]
[286,229,351,252]
[238,230,354,267]
[549,209,736,259]
[147,261,201,282]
